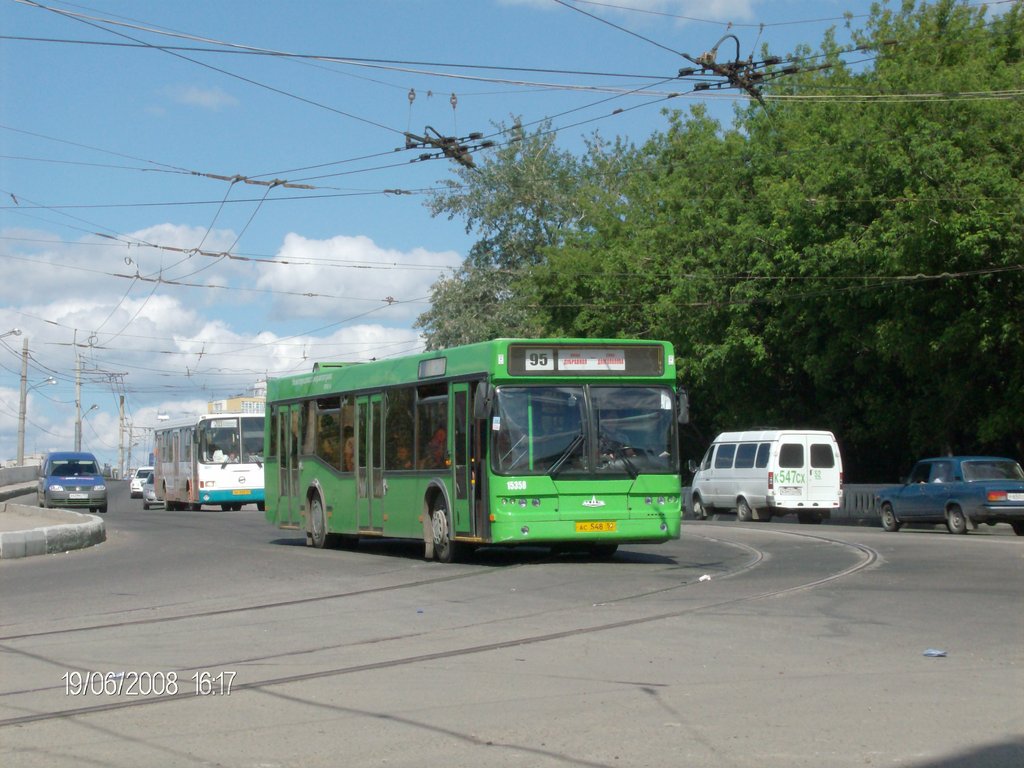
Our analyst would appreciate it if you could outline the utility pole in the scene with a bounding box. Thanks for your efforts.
[118,395,125,479]
[17,337,27,465]
[74,350,82,451]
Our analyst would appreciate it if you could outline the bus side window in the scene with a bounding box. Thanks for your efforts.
[316,397,341,469]
[385,388,415,470]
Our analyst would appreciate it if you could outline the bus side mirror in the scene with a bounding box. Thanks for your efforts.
[677,388,690,425]
[473,381,493,420]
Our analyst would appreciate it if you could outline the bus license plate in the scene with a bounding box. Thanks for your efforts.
[231,489,251,496]
[576,521,616,533]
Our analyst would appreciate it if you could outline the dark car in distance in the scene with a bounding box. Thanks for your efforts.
[37,451,108,514]
[877,456,1024,536]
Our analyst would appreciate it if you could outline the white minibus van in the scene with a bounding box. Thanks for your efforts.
[689,430,843,523]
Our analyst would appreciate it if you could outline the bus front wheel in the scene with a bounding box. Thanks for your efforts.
[309,496,329,549]
[431,498,456,563]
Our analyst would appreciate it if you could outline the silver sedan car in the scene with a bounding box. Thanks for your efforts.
[141,471,161,510]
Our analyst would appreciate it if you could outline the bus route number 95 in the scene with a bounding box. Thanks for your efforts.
[525,349,554,371]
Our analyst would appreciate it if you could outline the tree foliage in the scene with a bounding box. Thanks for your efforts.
[420,1,1024,479]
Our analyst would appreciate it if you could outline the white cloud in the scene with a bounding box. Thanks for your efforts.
[499,0,757,22]
[164,84,239,111]
[254,233,461,325]
[0,223,449,468]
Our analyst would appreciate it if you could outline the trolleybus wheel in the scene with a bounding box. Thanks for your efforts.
[309,495,329,549]
[431,498,456,563]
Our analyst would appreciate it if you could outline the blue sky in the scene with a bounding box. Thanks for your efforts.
[0,0,884,470]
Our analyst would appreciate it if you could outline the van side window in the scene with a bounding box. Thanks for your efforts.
[810,443,835,468]
[714,444,736,469]
[754,443,770,468]
[779,443,804,468]
[734,443,757,469]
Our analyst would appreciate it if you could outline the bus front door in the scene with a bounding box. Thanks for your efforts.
[356,394,384,532]
[451,383,475,537]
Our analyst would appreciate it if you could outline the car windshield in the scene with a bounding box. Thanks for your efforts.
[52,460,99,476]
[491,385,678,477]
[962,460,1024,481]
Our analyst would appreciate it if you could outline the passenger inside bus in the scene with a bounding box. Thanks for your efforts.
[422,427,447,469]
[394,444,413,469]
[342,427,355,471]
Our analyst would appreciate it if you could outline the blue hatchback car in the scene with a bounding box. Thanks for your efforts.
[877,456,1024,535]
[37,451,108,514]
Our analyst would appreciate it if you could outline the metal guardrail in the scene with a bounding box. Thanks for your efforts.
[683,483,899,524]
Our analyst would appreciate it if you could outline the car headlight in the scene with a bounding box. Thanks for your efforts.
[48,484,65,492]
[94,485,106,491]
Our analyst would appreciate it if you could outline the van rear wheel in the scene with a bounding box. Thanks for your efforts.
[736,498,754,523]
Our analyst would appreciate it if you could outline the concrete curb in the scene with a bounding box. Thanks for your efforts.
[0,482,36,503]
[0,502,106,560]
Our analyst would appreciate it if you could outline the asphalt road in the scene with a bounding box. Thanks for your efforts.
[1,481,1022,768]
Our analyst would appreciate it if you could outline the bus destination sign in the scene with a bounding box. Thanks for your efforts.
[506,344,664,376]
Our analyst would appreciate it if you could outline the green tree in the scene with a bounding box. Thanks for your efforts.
[416,120,639,349]
[418,1,1024,478]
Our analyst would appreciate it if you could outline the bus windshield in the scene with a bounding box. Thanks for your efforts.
[197,416,265,465]
[492,385,678,477]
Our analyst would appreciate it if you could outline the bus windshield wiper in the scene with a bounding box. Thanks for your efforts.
[548,431,585,478]
[619,449,639,480]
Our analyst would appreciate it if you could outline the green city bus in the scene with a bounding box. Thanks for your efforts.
[264,338,687,561]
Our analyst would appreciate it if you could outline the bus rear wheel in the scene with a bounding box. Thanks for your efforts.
[431,498,456,563]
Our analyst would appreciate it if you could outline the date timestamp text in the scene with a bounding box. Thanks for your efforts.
[63,670,236,697]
